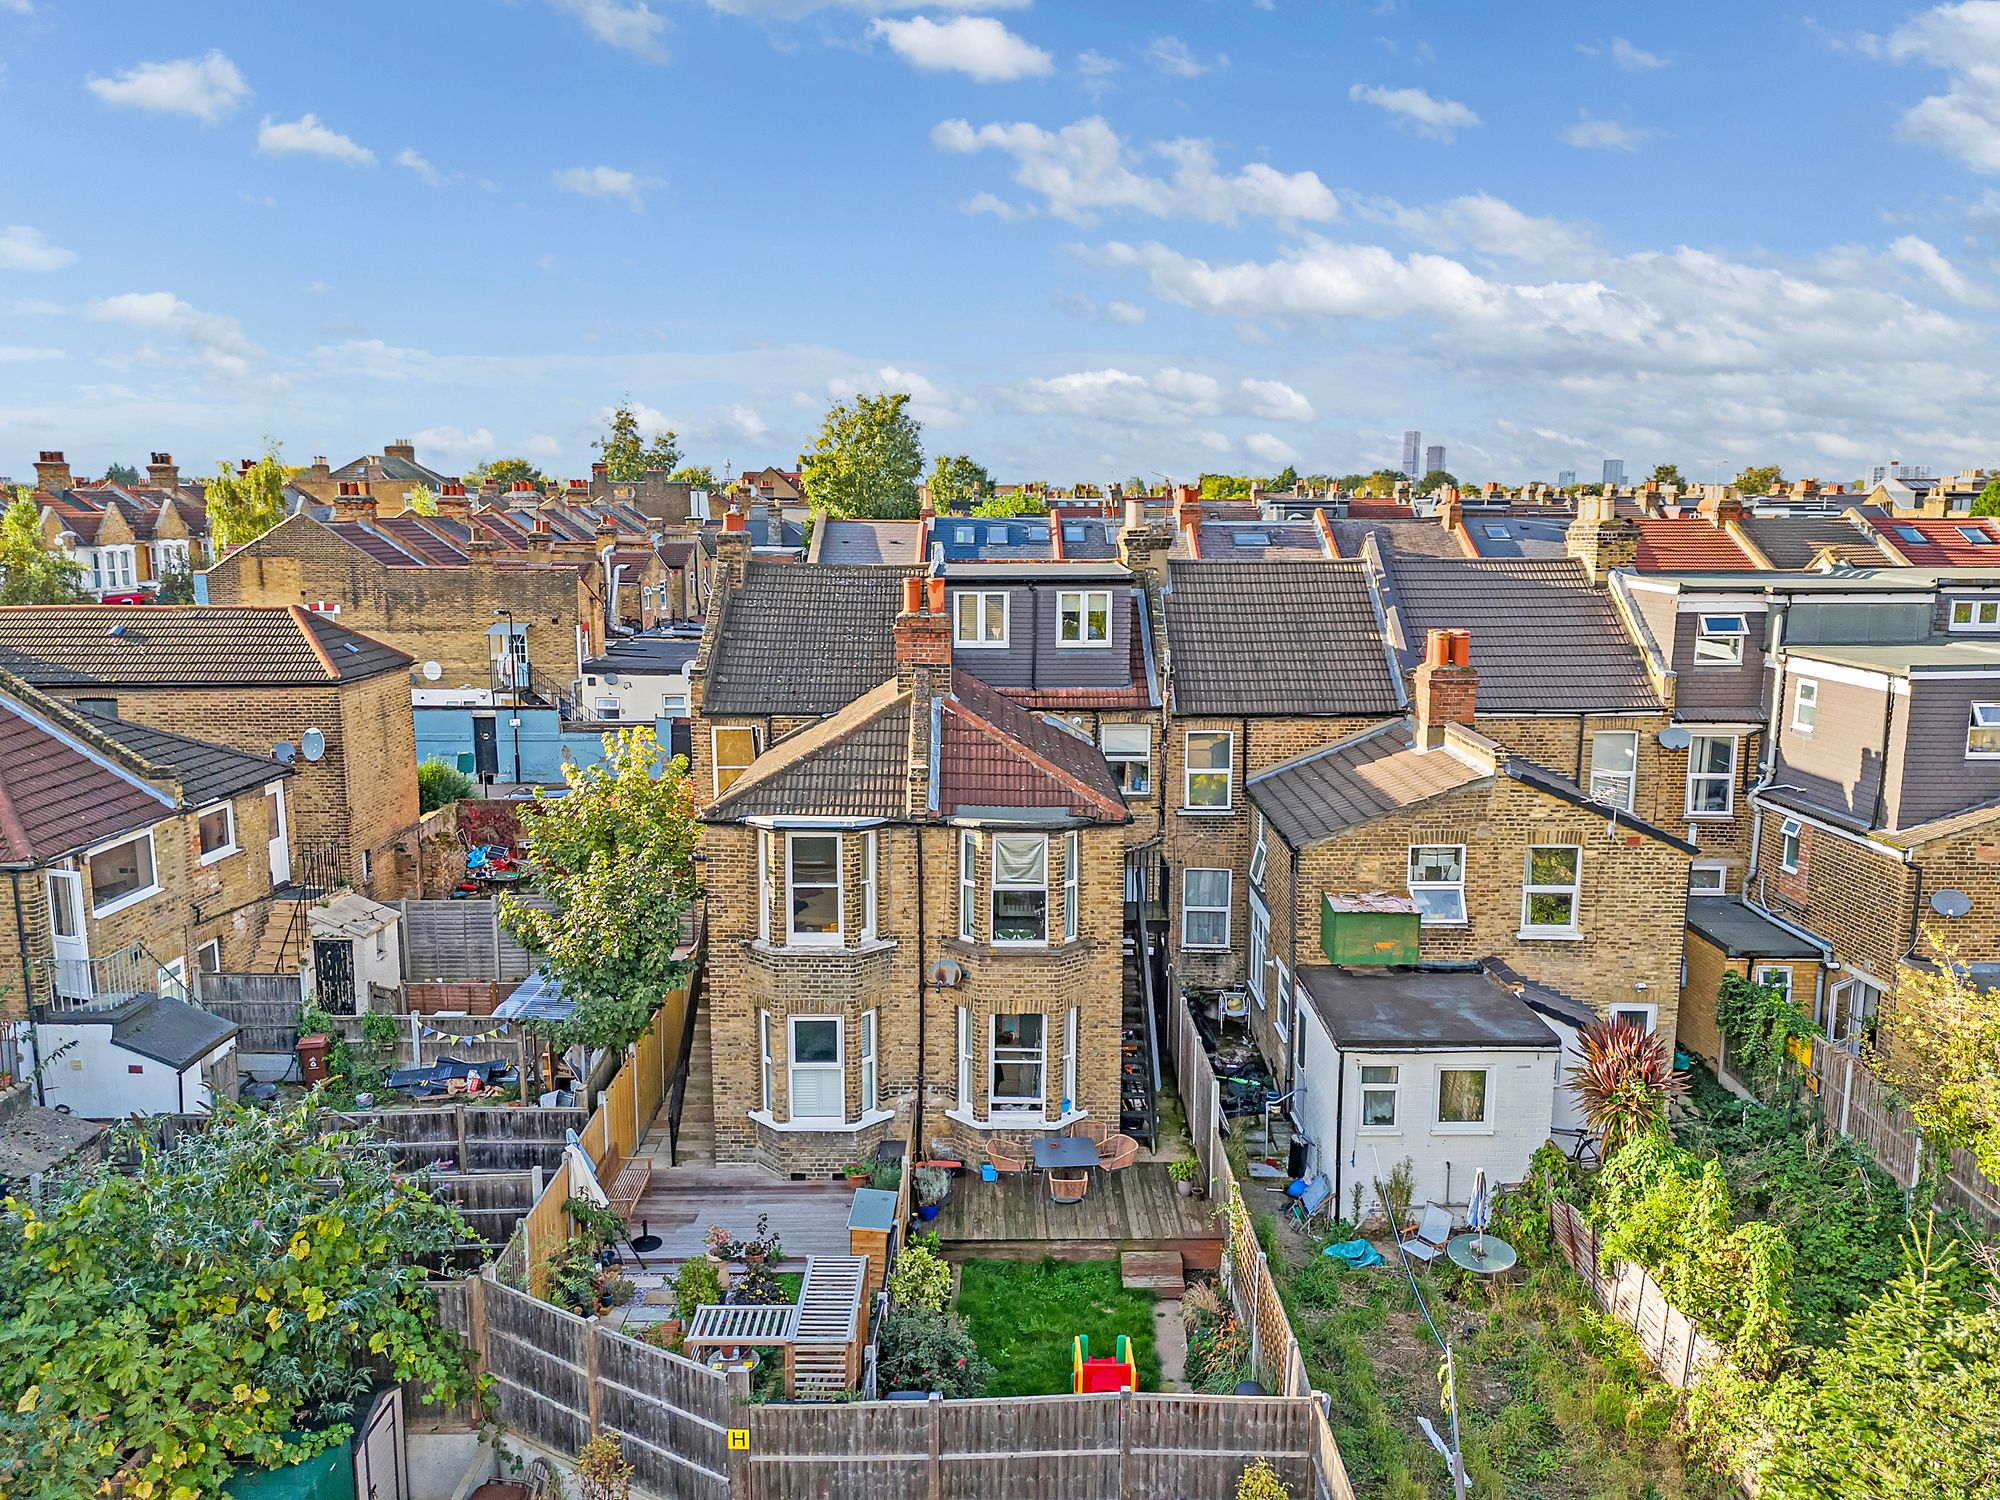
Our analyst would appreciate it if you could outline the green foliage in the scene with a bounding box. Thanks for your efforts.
[667,464,716,489]
[877,1306,992,1398]
[800,391,924,519]
[0,1103,479,1500]
[574,1433,635,1500]
[1413,469,1458,496]
[1198,473,1254,500]
[1183,1282,1250,1393]
[1236,1458,1291,1500]
[1567,1018,1687,1156]
[595,399,681,481]
[152,558,197,603]
[885,1242,952,1312]
[928,452,992,511]
[1714,971,1813,1095]
[500,727,700,1052]
[1871,930,2000,1186]
[296,1006,384,1110]
[1734,464,1783,496]
[952,1259,1154,1396]
[1971,478,2000,517]
[970,491,1048,517]
[405,483,439,515]
[465,457,546,492]
[672,1257,722,1322]
[544,1236,609,1315]
[565,1196,626,1248]
[1489,1143,1581,1262]
[0,497,83,603]
[101,461,140,486]
[417,756,475,812]
[206,451,289,548]
[1167,1155,1200,1183]
[1268,465,1300,492]
[868,1160,902,1193]
[1350,468,1408,498]
[359,1011,399,1054]
[913,1166,951,1206]
[1648,462,1686,488]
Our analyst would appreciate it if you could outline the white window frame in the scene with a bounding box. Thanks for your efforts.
[196,937,223,974]
[1752,965,1793,1008]
[1182,867,1232,950]
[1969,703,2000,759]
[195,801,237,864]
[1273,963,1291,1044]
[1685,734,1737,818]
[1063,1006,1079,1115]
[1063,830,1080,943]
[1958,526,1998,547]
[1520,844,1582,937]
[1407,844,1467,926]
[861,830,878,941]
[1588,730,1638,811]
[1247,904,1269,1008]
[1693,613,1748,666]
[1435,1066,1491,1131]
[956,1006,972,1110]
[953,590,1010,649]
[87,830,160,917]
[1359,1064,1399,1131]
[785,831,844,947]
[757,829,773,943]
[758,1009,773,1114]
[712,723,762,797]
[1101,724,1151,798]
[990,833,1048,946]
[1949,599,2000,632]
[860,1008,878,1114]
[1609,1003,1658,1033]
[958,830,978,942]
[1823,975,1882,1053]
[1248,810,1268,891]
[1056,589,1113,648]
[787,1015,843,1121]
[1689,860,1730,896]
[1183,730,1233,810]
[1791,679,1818,733]
[989,1013,1046,1113]
[1779,818,1802,874]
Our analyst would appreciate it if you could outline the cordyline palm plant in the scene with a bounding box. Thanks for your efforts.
[1568,1017,1687,1158]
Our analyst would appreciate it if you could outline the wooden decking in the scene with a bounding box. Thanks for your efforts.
[931,1163,1222,1271]
[626,1163,856,1268]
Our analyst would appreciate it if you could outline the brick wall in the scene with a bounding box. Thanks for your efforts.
[1750,812,1914,990]
[1675,928,1820,1078]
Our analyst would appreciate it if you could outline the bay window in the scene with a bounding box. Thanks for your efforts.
[1063,830,1079,942]
[787,1016,842,1119]
[758,1009,773,1113]
[991,834,1048,944]
[861,830,878,940]
[958,831,978,941]
[990,1013,1045,1111]
[786,832,842,945]
[1063,1007,1079,1115]
[860,1009,878,1114]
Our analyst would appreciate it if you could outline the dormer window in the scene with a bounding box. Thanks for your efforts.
[1693,614,1748,666]
[1969,703,2000,759]
[1950,600,2000,631]
[954,591,1009,648]
[1057,590,1111,646]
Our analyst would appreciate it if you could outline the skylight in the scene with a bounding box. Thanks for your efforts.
[1483,524,1509,539]
[1895,525,1926,544]
[1957,527,1995,546]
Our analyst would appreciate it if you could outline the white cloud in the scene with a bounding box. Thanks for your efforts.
[1050,291,1146,324]
[1240,378,1315,422]
[396,148,445,187]
[413,425,499,462]
[552,164,651,211]
[0,346,63,363]
[1884,2,2000,172]
[85,51,249,123]
[1360,192,1596,267]
[258,114,375,166]
[548,0,669,60]
[1887,233,1991,303]
[1347,83,1480,141]
[1076,49,1121,99]
[870,16,1052,82]
[0,225,76,272]
[933,115,1337,226]
[0,1,34,13]
[521,434,564,460]
[1560,115,1662,151]
[1106,300,1145,325]
[1145,36,1221,79]
[710,403,771,444]
[1003,365,1307,435]
[1243,432,1300,467]
[86,290,263,379]
[963,190,1028,220]
[1610,38,1668,70]
[703,0,1028,14]
[828,364,969,426]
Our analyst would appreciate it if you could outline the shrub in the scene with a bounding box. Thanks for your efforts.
[673,1257,722,1322]
[1168,1156,1200,1183]
[1568,1018,1686,1157]
[574,1434,633,1500]
[876,1306,991,1398]
[913,1166,952,1206]
[417,757,475,813]
[1715,970,1813,1095]
[886,1242,952,1312]
[726,1265,791,1307]
[1236,1459,1291,1500]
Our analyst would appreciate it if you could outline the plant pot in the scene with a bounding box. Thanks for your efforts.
[743,1250,767,1270]
[1177,1179,1195,1197]
[845,1173,870,1187]
[917,1202,941,1221]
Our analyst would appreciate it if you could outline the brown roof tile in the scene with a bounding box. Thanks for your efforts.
[0,605,410,687]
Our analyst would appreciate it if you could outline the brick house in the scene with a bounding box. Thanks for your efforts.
[699,578,1133,1174]
[30,451,210,597]
[0,605,419,899]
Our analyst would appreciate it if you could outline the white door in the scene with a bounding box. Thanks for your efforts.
[46,870,88,996]
[351,1387,407,1500]
[266,784,291,888]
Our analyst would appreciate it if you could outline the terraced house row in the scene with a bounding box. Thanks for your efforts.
[685,490,2000,1214]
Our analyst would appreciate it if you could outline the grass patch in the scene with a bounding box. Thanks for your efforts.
[955,1259,1159,1397]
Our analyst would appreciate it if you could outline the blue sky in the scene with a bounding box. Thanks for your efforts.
[5,0,2000,486]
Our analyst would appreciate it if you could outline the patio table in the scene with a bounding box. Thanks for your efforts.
[1033,1136,1100,1170]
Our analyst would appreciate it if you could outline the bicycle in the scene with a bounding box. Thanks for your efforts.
[1550,1127,1602,1170]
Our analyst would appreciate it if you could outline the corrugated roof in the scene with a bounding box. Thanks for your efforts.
[1249,721,1487,847]
[1164,560,1403,716]
[0,605,411,687]
[703,564,921,716]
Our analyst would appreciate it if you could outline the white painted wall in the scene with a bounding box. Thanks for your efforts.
[34,1019,235,1119]
[575,665,690,722]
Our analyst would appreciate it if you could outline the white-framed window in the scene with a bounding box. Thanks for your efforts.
[1969,703,2000,759]
[1273,964,1291,1043]
[990,1013,1045,1111]
[758,1009,773,1114]
[1247,904,1269,1007]
[1521,845,1581,935]
[1823,975,1882,1053]
[1101,724,1151,797]
[1063,1007,1079,1114]
[1436,1067,1490,1127]
[1949,599,2000,631]
[196,938,223,974]
[1184,730,1233,809]
[786,832,843,945]
[1609,1003,1657,1033]
[1407,844,1466,925]
[954,590,1009,648]
[1248,809,1268,891]
[787,1016,842,1119]
[958,830,978,942]
[1779,818,1802,874]
[1587,730,1637,811]
[1063,830,1080,943]
[1292,1004,1307,1074]
[956,1006,972,1109]
[1792,679,1819,733]
[196,802,236,863]
[757,829,773,943]
[1753,965,1793,1007]
[1182,868,1231,949]
[1360,1065,1399,1129]
[1689,861,1730,896]
[991,834,1048,944]
[1693,613,1748,666]
[1057,590,1112,646]
[88,831,158,915]
[712,724,762,797]
[860,1009,878,1114]
[1686,734,1737,817]
[861,830,878,940]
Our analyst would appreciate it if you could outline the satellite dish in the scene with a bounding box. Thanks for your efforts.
[272,742,297,765]
[1657,726,1693,751]
[421,660,442,681]
[602,670,619,685]
[1930,889,1972,918]
[300,727,326,762]
[928,957,964,989]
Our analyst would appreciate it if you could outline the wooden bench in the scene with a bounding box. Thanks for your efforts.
[606,1155,653,1223]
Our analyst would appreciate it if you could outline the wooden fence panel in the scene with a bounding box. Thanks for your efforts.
[335,1104,584,1174]
[945,1394,1121,1500]
[483,1278,593,1456]
[595,1327,732,1500]
[1814,1048,2000,1227]
[1308,1403,1358,1500]
[401,900,506,982]
[201,976,303,1052]
[750,1403,936,1500]
[1547,1201,1723,1391]
[1126,1394,1311,1500]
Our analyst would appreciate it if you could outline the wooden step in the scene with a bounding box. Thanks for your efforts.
[1122,1250,1184,1295]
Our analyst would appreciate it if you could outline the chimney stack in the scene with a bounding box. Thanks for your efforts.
[147,452,179,490]
[305,455,332,486]
[894,574,953,698]
[1412,629,1476,748]
[1697,491,1744,528]
[384,437,417,464]
[715,503,752,586]
[435,481,473,521]
[33,451,71,492]
[1437,492,1465,537]
[1564,490,1639,583]
[331,480,377,522]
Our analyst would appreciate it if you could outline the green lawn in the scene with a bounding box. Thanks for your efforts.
[955,1259,1160,1397]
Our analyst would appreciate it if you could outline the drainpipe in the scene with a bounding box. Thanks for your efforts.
[1746,599,1791,891]
[9,871,43,1105]
[913,825,928,1159]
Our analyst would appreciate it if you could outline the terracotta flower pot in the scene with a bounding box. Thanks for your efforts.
[1177,1179,1195,1197]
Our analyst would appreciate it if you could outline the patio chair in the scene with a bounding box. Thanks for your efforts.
[985,1134,1028,1176]
[1397,1203,1455,1264]
[1287,1174,1333,1236]
[1067,1119,1111,1145]
[1099,1133,1139,1172]
[1048,1169,1089,1203]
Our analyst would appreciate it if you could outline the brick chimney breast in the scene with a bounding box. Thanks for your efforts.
[33,451,71,492]
[385,438,416,464]
[1412,627,1476,748]
[894,573,954,698]
[146,453,179,490]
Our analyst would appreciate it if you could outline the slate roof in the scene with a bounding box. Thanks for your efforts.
[1738,515,1886,570]
[1295,964,1560,1051]
[1249,721,1487,847]
[1633,519,1758,571]
[111,994,239,1068]
[702,564,921,716]
[1325,518,1467,561]
[0,693,172,863]
[940,674,1127,820]
[1685,900,1825,960]
[582,632,701,676]
[78,711,288,805]
[1460,513,1572,560]
[0,606,412,687]
[705,681,913,822]
[1163,561,1403,716]
[1176,520,1331,561]
[813,518,925,566]
[1384,555,1661,713]
[329,452,450,486]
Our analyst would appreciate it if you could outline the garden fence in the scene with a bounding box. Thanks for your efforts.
[1547,1199,1724,1391]
[1809,1046,2000,1229]
[399,897,551,983]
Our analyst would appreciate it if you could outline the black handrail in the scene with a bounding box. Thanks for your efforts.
[664,905,706,1166]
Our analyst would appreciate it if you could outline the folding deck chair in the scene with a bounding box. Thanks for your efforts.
[1397,1203,1455,1264]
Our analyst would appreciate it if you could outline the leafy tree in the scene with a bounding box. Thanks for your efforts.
[405,483,439,516]
[1197,473,1254,500]
[205,451,288,547]
[101,461,140,487]
[0,1103,479,1500]
[1648,463,1685,488]
[927,453,991,512]
[417,757,475,813]
[667,464,717,490]
[799,391,924,519]
[1971,478,2000,517]
[153,558,197,604]
[971,491,1047,518]
[0,497,83,603]
[1413,468,1459,496]
[465,458,547,493]
[1870,930,2000,1184]
[1351,468,1407,498]
[595,399,681,481]
[500,727,700,1052]
[1268,465,1300,493]
[1735,464,1783,496]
